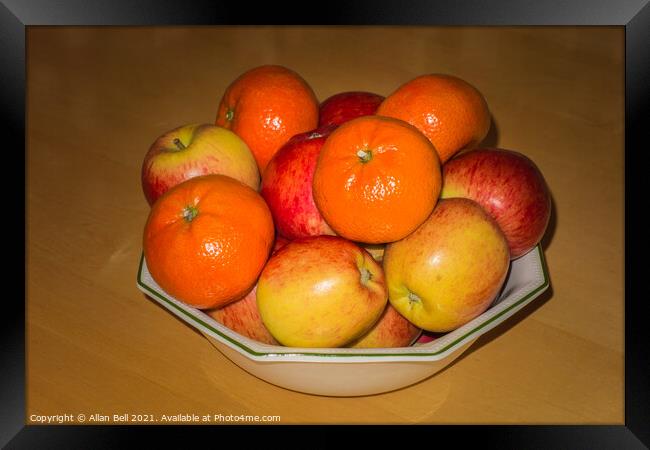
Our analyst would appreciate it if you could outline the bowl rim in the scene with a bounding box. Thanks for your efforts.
[136,245,549,363]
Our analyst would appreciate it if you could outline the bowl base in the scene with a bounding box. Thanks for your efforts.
[203,332,476,397]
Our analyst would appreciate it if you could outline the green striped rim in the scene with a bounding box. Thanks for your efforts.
[136,245,550,359]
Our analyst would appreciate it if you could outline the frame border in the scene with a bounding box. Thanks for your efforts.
[11,0,648,447]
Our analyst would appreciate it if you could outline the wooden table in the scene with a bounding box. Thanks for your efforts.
[26,26,624,424]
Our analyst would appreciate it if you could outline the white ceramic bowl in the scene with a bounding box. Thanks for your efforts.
[136,245,549,397]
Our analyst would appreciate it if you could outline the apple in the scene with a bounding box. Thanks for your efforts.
[415,331,442,345]
[260,125,337,240]
[272,235,290,251]
[319,91,385,127]
[206,285,279,345]
[358,243,385,262]
[141,123,260,206]
[205,236,289,346]
[347,303,421,348]
[383,198,510,333]
[256,235,388,348]
[441,148,551,259]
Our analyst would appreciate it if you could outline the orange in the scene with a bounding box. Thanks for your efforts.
[377,74,491,164]
[215,65,319,174]
[143,174,275,310]
[312,115,441,244]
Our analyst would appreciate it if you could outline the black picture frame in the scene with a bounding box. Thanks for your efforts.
[6,0,648,447]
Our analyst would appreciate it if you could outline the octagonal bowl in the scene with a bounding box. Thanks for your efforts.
[136,245,549,397]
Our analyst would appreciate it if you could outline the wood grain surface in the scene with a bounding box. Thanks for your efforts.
[26,26,624,424]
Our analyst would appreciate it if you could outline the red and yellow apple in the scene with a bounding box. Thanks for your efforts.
[272,235,290,252]
[206,285,279,345]
[256,236,387,348]
[442,148,551,259]
[141,123,260,206]
[359,243,386,262]
[260,125,337,240]
[319,91,385,127]
[347,303,421,348]
[205,236,289,346]
[383,198,510,332]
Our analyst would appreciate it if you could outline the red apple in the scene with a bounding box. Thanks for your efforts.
[141,123,260,206]
[206,284,279,345]
[257,236,388,348]
[205,236,289,346]
[319,91,385,127]
[347,303,421,348]
[442,148,551,259]
[415,331,443,345]
[260,125,337,240]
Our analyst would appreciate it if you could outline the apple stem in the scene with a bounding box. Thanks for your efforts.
[359,267,373,285]
[173,138,186,151]
[226,109,234,122]
[357,149,372,163]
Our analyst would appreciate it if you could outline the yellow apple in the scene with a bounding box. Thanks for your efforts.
[256,236,387,348]
[383,198,510,332]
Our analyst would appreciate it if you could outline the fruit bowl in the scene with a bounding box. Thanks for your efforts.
[136,245,549,397]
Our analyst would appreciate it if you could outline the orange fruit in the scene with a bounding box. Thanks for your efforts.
[377,74,491,163]
[143,174,275,309]
[215,65,319,174]
[312,115,442,244]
